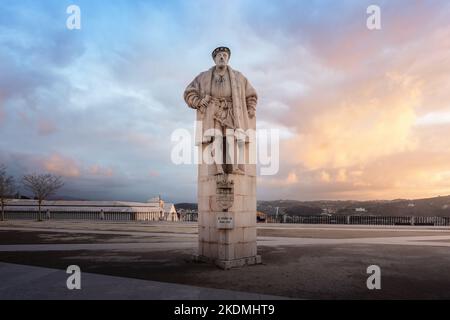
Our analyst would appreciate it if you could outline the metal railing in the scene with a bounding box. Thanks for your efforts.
[4,211,449,226]
[264,215,450,226]
[180,213,198,222]
[5,211,141,221]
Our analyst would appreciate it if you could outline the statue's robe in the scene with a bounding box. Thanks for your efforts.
[184,66,257,146]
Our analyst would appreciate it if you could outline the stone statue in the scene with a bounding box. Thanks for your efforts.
[184,47,260,269]
[184,47,258,175]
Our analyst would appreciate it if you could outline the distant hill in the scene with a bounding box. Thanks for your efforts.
[284,205,322,216]
[257,195,450,217]
[174,196,450,217]
[175,203,198,210]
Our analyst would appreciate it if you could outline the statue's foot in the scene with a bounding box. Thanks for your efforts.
[232,168,245,175]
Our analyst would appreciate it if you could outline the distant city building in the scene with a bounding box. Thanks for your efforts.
[321,208,334,215]
[256,211,266,222]
[177,208,198,222]
[355,207,367,213]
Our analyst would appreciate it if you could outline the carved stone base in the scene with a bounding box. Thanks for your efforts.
[197,171,258,268]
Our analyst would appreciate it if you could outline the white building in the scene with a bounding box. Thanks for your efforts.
[5,196,179,222]
[163,203,178,222]
[146,196,179,222]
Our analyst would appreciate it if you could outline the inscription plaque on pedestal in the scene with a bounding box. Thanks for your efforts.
[216,213,234,229]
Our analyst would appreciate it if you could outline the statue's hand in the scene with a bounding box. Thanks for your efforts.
[198,95,211,113]
[248,108,255,119]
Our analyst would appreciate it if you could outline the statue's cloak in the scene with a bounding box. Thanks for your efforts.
[184,66,257,146]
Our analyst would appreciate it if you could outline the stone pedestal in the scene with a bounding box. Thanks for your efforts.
[196,160,261,269]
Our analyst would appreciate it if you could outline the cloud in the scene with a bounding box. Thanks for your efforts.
[251,1,450,200]
[37,119,58,136]
[88,165,114,177]
[290,72,421,170]
[0,106,4,125]
[38,154,81,178]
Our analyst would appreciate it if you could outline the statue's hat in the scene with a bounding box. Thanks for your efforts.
[212,46,231,59]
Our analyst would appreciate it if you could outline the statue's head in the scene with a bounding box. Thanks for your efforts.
[212,47,231,68]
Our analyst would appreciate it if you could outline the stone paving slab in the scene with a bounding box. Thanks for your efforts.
[0,242,197,252]
[2,234,450,253]
[0,262,288,300]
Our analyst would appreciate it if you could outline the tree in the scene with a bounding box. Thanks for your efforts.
[23,173,64,222]
[0,165,15,221]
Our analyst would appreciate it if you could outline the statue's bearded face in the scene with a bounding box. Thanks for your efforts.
[214,52,229,68]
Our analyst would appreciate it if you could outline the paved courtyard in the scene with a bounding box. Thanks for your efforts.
[1,220,450,299]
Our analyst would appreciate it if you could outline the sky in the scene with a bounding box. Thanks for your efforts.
[1,0,450,202]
